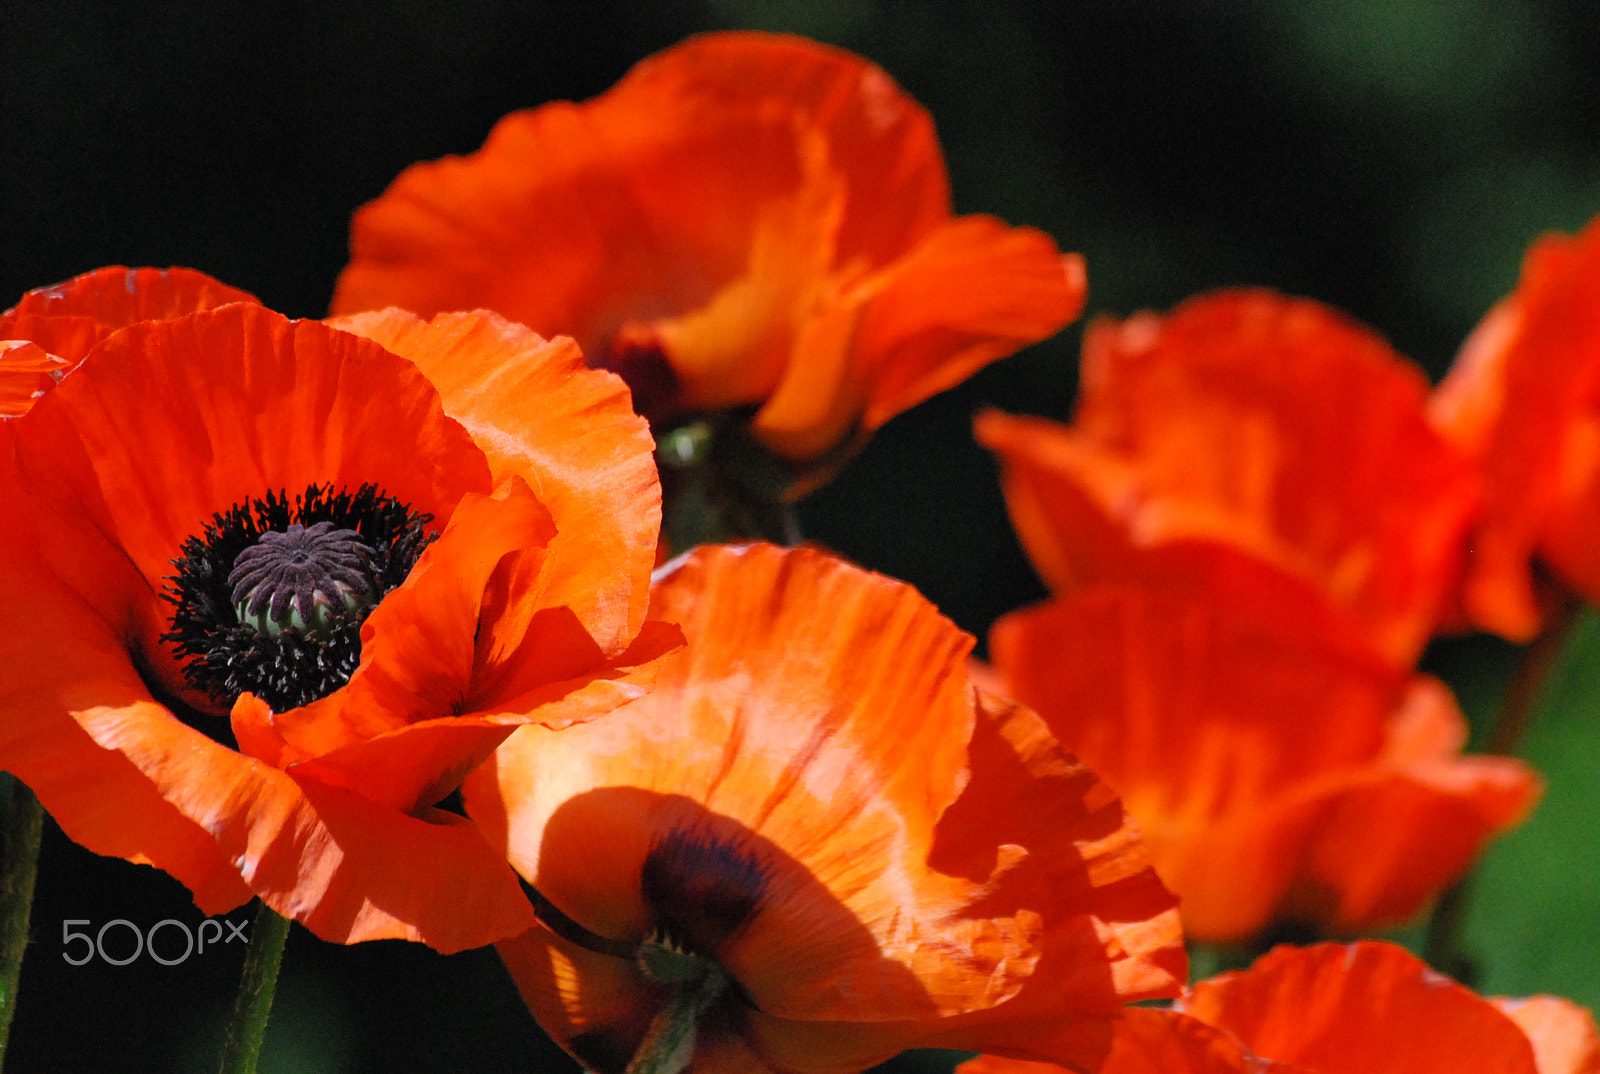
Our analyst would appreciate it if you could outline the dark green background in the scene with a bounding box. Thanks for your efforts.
[3,2,1597,1070]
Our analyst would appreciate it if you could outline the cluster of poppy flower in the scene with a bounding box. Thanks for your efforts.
[1,27,1597,1074]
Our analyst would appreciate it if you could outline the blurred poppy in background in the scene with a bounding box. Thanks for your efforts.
[1432,211,1600,642]
[988,579,1537,944]
[978,289,1479,669]
[331,31,1086,493]
[960,942,1600,1074]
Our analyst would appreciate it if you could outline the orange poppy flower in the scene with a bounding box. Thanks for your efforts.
[465,543,1185,1074]
[331,31,1085,472]
[988,577,1538,944]
[0,271,676,952]
[0,265,259,417]
[960,942,1600,1074]
[978,289,1479,667]
[1431,211,1600,641]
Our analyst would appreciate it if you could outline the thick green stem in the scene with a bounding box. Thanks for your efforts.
[0,775,42,1064]
[216,900,290,1074]
[624,965,727,1074]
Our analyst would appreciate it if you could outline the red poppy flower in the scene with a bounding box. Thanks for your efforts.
[988,577,1538,944]
[978,289,1479,667]
[1431,212,1600,641]
[961,942,1599,1074]
[465,543,1185,1074]
[331,31,1085,471]
[0,269,676,951]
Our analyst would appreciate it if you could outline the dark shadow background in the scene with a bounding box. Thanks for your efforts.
[4,1,1600,1070]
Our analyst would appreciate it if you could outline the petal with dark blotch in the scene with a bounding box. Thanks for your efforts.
[8,305,491,707]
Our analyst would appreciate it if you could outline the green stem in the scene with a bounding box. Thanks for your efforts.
[1422,598,1580,981]
[1485,597,1579,756]
[624,966,726,1074]
[0,775,42,1065]
[216,900,290,1074]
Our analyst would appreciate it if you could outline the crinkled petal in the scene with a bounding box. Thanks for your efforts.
[8,304,491,707]
[469,542,1179,1031]
[328,308,661,648]
[0,265,260,367]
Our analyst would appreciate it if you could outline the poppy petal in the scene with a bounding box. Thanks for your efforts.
[990,584,1396,941]
[982,289,1478,665]
[469,542,1181,1045]
[1431,220,1600,640]
[70,690,535,951]
[0,265,261,373]
[332,33,948,342]
[958,1008,1306,1074]
[751,219,1086,460]
[333,33,1077,465]
[1491,997,1600,1074]
[0,520,252,914]
[327,308,661,649]
[8,304,491,707]
[991,579,1528,941]
[0,340,71,418]
[1180,942,1540,1074]
[262,478,557,759]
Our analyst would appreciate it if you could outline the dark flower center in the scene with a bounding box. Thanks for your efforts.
[639,828,769,964]
[229,521,377,636]
[162,484,435,713]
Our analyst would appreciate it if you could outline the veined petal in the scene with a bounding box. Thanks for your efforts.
[470,543,1179,1045]
[0,265,260,367]
[9,304,491,707]
[328,308,661,649]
